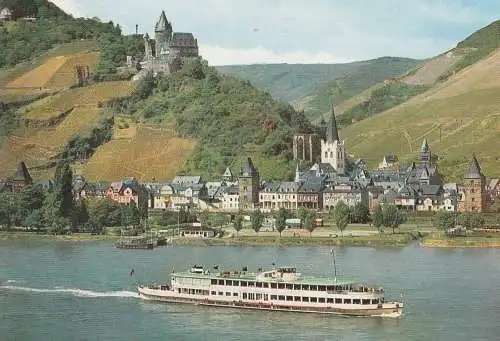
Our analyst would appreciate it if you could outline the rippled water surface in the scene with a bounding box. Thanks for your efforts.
[1,240,499,340]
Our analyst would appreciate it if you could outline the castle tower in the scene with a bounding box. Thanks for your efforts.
[238,158,260,210]
[320,107,346,174]
[154,10,172,59]
[419,138,432,167]
[460,154,486,213]
[144,34,153,61]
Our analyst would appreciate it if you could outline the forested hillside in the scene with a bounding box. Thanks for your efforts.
[89,58,318,181]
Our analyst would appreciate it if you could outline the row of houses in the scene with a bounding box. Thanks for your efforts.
[2,140,498,215]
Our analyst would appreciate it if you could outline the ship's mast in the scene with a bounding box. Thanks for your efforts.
[331,248,337,282]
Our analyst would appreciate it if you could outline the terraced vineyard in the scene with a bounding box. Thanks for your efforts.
[0,81,135,179]
[83,126,197,182]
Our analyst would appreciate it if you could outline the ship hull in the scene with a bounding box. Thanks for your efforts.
[138,286,403,317]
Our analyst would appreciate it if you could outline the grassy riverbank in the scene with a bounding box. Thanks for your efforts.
[171,233,413,247]
[422,232,500,248]
[0,231,119,242]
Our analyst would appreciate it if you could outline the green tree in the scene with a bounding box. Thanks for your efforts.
[433,212,457,230]
[352,202,370,224]
[24,209,46,232]
[304,210,317,237]
[275,208,289,237]
[333,201,350,237]
[0,192,13,229]
[371,205,384,233]
[121,204,141,228]
[382,205,405,234]
[233,214,244,237]
[297,207,308,226]
[250,210,263,235]
[53,159,73,218]
[71,199,89,232]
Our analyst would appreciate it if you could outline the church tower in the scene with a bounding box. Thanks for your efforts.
[320,107,346,174]
[419,138,432,167]
[460,154,486,213]
[154,10,173,59]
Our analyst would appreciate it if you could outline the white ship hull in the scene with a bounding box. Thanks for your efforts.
[137,285,404,317]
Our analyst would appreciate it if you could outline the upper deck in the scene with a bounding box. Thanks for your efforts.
[171,265,359,286]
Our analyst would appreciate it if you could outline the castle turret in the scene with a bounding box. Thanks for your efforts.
[320,107,346,174]
[154,10,172,59]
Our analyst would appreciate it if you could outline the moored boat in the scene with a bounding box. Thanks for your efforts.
[138,252,404,317]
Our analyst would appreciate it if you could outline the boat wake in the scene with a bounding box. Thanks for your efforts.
[0,284,142,299]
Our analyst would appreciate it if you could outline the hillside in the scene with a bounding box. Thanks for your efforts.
[91,58,317,181]
[0,80,134,179]
[216,57,422,120]
[341,47,500,182]
[328,20,500,128]
[0,0,120,69]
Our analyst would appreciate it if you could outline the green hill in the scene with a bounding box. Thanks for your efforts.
[216,57,422,120]
[90,59,317,181]
[0,0,121,69]
[331,19,500,129]
[340,23,500,182]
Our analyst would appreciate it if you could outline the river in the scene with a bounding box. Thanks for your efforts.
[0,240,499,340]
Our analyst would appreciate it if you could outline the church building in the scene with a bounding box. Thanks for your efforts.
[320,107,346,175]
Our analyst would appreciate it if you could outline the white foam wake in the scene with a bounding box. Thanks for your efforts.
[0,285,141,299]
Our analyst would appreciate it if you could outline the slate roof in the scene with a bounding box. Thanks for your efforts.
[326,107,340,142]
[11,162,32,184]
[173,176,202,185]
[155,10,171,31]
[171,32,197,47]
[464,154,483,179]
[241,158,258,177]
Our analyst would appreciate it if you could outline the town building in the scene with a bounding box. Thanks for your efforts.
[323,183,367,210]
[459,154,486,213]
[320,107,346,174]
[105,177,148,208]
[136,10,199,80]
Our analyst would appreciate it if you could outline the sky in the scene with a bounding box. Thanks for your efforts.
[50,0,500,65]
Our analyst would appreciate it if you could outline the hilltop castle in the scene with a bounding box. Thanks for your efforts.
[136,10,200,79]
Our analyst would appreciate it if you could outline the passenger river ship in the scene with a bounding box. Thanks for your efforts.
[138,256,404,317]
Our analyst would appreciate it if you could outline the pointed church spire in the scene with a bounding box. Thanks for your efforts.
[155,10,170,31]
[326,105,340,142]
[464,153,483,179]
[421,138,429,152]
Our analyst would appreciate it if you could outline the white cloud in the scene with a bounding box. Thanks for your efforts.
[200,44,352,65]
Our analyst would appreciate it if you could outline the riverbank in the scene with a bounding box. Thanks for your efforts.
[0,232,119,242]
[171,233,413,247]
[422,233,500,248]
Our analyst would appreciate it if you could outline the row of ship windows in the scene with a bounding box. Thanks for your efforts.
[177,288,379,305]
[210,279,353,292]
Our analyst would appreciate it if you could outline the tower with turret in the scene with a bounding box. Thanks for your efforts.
[460,154,486,213]
[238,158,260,210]
[320,107,346,174]
[154,10,173,59]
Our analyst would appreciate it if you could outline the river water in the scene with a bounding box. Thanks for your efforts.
[0,240,499,341]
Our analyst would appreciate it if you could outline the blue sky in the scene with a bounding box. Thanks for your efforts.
[51,0,500,65]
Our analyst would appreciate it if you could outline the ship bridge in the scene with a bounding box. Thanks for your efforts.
[257,267,301,282]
